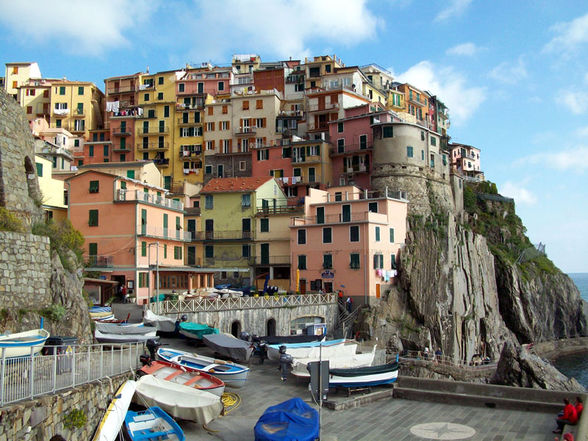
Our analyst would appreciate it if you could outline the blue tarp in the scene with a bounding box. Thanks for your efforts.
[254,398,319,441]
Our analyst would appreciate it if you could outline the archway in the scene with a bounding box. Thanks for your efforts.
[266,318,276,337]
[231,320,241,338]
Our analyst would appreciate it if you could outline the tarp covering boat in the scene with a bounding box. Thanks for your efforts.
[179,322,219,340]
[254,397,319,441]
[261,334,323,345]
[267,339,348,361]
[143,310,177,333]
[291,345,377,378]
[203,333,253,362]
[94,323,157,343]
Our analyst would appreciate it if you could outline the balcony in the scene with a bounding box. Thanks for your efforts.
[307,103,339,112]
[235,127,257,136]
[112,130,131,136]
[251,255,291,266]
[179,149,202,158]
[115,189,184,210]
[137,225,192,241]
[176,102,204,111]
[106,85,137,94]
[255,205,304,215]
[177,118,202,126]
[344,164,369,174]
[329,143,372,156]
[153,158,170,167]
[138,127,169,135]
[112,146,131,152]
[138,83,154,91]
[73,109,85,118]
[53,108,70,116]
[193,230,253,241]
[85,255,113,267]
[137,142,169,150]
[291,211,380,226]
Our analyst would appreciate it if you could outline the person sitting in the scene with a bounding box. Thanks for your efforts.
[554,433,574,441]
[553,398,578,434]
[575,396,583,418]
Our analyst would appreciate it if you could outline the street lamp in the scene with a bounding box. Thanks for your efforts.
[148,242,160,314]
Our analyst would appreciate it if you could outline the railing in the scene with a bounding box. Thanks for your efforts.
[177,118,202,125]
[399,350,497,372]
[307,103,339,112]
[251,255,290,265]
[138,225,192,241]
[153,158,170,166]
[112,130,131,136]
[176,103,204,110]
[84,255,113,267]
[235,128,257,136]
[107,85,137,94]
[193,230,253,240]
[160,293,336,314]
[330,143,373,155]
[290,211,377,226]
[255,205,303,215]
[0,343,143,406]
[115,189,184,210]
[138,127,169,135]
[179,150,202,158]
[137,142,169,150]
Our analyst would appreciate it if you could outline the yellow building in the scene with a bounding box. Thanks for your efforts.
[4,62,42,100]
[34,155,67,222]
[17,78,55,125]
[303,55,344,90]
[135,70,182,191]
[50,81,105,139]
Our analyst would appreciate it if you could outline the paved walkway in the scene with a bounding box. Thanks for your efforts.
[157,337,557,441]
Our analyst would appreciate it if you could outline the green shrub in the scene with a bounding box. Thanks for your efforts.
[40,304,66,322]
[32,219,84,271]
[0,208,24,232]
[63,409,87,429]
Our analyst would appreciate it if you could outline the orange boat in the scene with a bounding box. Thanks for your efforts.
[139,360,225,396]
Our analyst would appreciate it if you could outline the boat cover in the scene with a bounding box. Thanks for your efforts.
[179,322,219,339]
[95,323,156,335]
[134,375,222,425]
[143,310,177,333]
[291,346,376,377]
[254,397,319,441]
[203,333,253,361]
[261,334,323,345]
[329,361,399,377]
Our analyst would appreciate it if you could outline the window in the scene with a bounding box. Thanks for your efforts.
[164,105,169,117]
[89,180,99,193]
[59,86,66,95]
[242,244,250,258]
[178,83,185,92]
[205,195,213,209]
[342,204,351,222]
[391,254,397,269]
[407,146,414,158]
[164,244,168,259]
[141,241,147,257]
[221,121,229,130]
[323,254,332,269]
[126,170,135,179]
[205,245,214,258]
[242,100,249,110]
[78,86,84,95]
[103,145,109,157]
[350,225,359,242]
[373,254,384,269]
[242,194,251,207]
[205,165,212,174]
[35,162,43,177]
[337,122,343,133]
[158,76,164,85]
[257,149,269,161]
[390,228,395,243]
[298,255,307,270]
[260,218,269,232]
[359,134,367,149]
[256,99,263,109]
[421,150,425,161]
[144,93,149,101]
[431,137,437,146]
[375,226,380,241]
[89,209,99,226]
[174,246,182,260]
[297,229,306,244]
[350,253,360,269]
[206,122,214,131]
[218,81,224,91]
[368,202,378,213]
[337,138,345,153]
[316,207,325,224]
[322,227,332,244]
[239,161,246,171]
[26,106,32,114]
[421,131,425,141]
[383,126,393,138]
[222,105,228,114]
[89,145,94,157]
[138,272,149,288]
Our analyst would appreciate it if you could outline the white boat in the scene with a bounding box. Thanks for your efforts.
[328,361,399,387]
[143,309,177,334]
[266,339,349,361]
[125,406,184,441]
[291,345,377,378]
[92,380,136,441]
[157,347,249,388]
[94,322,157,343]
[134,375,223,425]
[0,329,50,358]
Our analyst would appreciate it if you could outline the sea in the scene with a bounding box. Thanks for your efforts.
[552,273,588,389]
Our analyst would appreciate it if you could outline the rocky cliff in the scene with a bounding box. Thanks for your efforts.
[367,171,586,388]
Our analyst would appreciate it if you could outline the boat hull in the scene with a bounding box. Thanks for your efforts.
[140,360,225,396]
[328,363,399,387]
[157,348,249,388]
[124,406,185,441]
[202,333,253,362]
[291,345,377,378]
[92,380,136,441]
[0,329,50,358]
[266,339,348,361]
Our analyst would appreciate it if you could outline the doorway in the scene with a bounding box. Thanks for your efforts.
[266,318,276,337]
[231,320,242,338]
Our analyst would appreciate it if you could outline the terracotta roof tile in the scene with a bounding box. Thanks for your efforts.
[201,176,273,194]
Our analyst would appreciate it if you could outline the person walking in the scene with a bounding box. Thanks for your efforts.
[278,345,293,382]
[346,296,352,313]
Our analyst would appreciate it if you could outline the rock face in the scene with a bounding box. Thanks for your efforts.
[366,161,586,388]
[491,341,585,392]
[0,89,92,342]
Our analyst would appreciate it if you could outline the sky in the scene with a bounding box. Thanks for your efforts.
[0,0,587,273]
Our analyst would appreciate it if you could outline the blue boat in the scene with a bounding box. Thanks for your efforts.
[125,406,185,441]
[254,397,319,441]
[157,347,249,388]
[328,361,399,388]
[0,329,50,358]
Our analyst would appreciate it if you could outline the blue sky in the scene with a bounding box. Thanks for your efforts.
[1,0,587,273]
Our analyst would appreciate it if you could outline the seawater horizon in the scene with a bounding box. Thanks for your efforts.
[553,272,588,389]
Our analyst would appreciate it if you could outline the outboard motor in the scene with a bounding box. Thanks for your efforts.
[240,331,251,342]
[146,338,161,360]
[139,353,152,367]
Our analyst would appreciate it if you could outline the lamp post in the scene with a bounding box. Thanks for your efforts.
[148,242,160,314]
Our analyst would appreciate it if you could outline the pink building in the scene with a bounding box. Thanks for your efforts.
[67,170,213,304]
[289,186,407,306]
[450,143,483,181]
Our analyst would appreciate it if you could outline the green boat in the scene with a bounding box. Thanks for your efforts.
[178,322,219,341]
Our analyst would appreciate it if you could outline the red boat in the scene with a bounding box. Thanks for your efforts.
[139,360,225,396]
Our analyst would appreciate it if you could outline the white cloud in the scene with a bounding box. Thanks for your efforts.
[0,0,158,55]
[187,0,382,62]
[501,181,537,206]
[560,90,588,115]
[445,42,480,56]
[392,61,486,126]
[434,0,472,22]
[522,146,588,172]
[488,57,528,84]
[543,12,588,57]
[575,126,588,137]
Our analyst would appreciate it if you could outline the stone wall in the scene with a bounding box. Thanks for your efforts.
[0,373,132,441]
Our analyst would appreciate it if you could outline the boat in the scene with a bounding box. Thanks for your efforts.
[94,322,157,343]
[89,306,115,321]
[260,334,323,345]
[202,333,253,362]
[0,329,50,358]
[291,345,377,378]
[266,338,348,361]
[133,374,223,425]
[254,397,319,441]
[124,406,184,441]
[139,360,225,396]
[157,347,249,388]
[328,361,399,388]
[92,380,136,441]
[178,322,219,341]
[143,309,178,335]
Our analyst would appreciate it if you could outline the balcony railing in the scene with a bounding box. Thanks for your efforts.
[307,103,339,112]
[115,189,184,210]
[153,158,170,166]
[291,211,379,226]
[107,85,138,94]
[177,118,202,126]
[138,225,192,241]
[176,103,204,110]
[84,255,113,267]
[251,255,291,265]
[235,127,257,136]
[137,142,169,150]
[330,143,373,155]
[256,205,303,215]
[138,127,169,135]
[193,231,253,241]
[344,164,369,174]
[179,150,202,158]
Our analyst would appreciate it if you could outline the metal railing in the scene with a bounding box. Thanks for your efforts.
[398,350,497,371]
[115,189,184,210]
[0,343,143,406]
[160,293,336,313]
[138,225,192,241]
